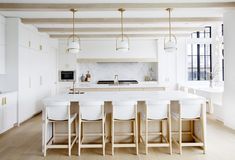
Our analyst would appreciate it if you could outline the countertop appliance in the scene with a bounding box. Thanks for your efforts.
[97,80,138,85]
[59,70,76,82]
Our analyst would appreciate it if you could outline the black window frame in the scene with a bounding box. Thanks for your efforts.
[188,26,212,81]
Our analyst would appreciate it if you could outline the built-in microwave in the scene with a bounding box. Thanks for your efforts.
[59,70,76,82]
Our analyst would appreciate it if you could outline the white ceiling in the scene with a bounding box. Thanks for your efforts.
[0,0,234,3]
[0,0,230,39]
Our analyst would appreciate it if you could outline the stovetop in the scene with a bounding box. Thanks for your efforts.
[97,80,138,84]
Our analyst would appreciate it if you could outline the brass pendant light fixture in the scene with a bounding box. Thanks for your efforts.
[164,8,177,52]
[67,8,81,54]
[116,8,130,52]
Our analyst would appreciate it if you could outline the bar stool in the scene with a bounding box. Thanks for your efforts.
[140,100,172,155]
[111,101,138,155]
[43,101,78,157]
[188,88,196,94]
[172,99,206,154]
[78,101,106,156]
[178,84,188,92]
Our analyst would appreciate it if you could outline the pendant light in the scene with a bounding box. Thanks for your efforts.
[67,9,81,54]
[116,8,129,52]
[164,8,177,52]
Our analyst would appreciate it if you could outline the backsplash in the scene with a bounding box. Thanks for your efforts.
[77,62,157,82]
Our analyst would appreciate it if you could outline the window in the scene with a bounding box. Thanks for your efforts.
[222,24,224,81]
[188,26,212,81]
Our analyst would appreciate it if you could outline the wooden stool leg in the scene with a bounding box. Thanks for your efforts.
[201,117,206,154]
[191,120,194,136]
[135,119,138,155]
[140,115,142,143]
[145,119,148,155]
[43,120,47,157]
[160,120,164,143]
[111,116,114,156]
[179,118,182,155]
[168,117,172,155]
[68,121,71,156]
[78,118,81,156]
[102,118,105,156]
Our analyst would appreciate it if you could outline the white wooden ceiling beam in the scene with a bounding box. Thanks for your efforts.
[38,27,203,33]
[22,17,222,24]
[50,33,190,39]
[0,3,235,11]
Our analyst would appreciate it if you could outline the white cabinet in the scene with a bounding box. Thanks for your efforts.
[18,42,57,123]
[0,92,17,134]
[0,15,5,74]
[0,45,5,74]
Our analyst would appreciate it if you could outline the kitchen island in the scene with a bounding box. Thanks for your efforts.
[42,91,206,153]
[73,82,166,92]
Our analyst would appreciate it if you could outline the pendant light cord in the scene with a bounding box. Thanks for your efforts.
[121,10,124,41]
[72,10,75,42]
[168,8,172,41]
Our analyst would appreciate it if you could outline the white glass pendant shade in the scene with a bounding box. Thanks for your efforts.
[67,40,80,54]
[67,9,81,54]
[164,8,177,53]
[116,8,130,52]
[116,39,129,52]
[164,37,177,52]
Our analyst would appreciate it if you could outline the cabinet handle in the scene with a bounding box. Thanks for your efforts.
[29,77,31,88]
[28,41,31,48]
[40,76,43,86]
[1,97,6,105]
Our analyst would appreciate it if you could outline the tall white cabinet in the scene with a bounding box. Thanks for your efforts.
[4,18,58,124]
[0,15,5,74]
[0,92,17,134]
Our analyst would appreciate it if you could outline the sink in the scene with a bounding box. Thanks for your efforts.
[69,92,85,94]
[108,84,130,86]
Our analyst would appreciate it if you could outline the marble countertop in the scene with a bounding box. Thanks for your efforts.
[0,90,17,95]
[76,81,165,89]
[44,91,205,103]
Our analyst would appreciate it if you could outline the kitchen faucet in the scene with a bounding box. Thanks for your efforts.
[114,75,119,85]
[72,80,76,94]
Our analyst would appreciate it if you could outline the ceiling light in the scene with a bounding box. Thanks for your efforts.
[164,8,177,53]
[116,8,129,52]
[67,9,81,54]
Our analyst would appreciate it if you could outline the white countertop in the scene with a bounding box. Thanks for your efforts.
[44,91,205,103]
[0,90,17,95]
[77,82,165,89]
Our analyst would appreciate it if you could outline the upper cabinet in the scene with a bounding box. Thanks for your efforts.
[19,24,49,53]
[0,15,5,74]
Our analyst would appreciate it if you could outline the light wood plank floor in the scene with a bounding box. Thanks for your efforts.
[0,114,235,160]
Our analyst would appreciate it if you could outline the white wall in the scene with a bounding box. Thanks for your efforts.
[223,10,235,129]
[78,39,158,59]
[77,62,157,82]
[58,39,158,70]
[158,37,187,89]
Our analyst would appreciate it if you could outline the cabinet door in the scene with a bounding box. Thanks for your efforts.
[19,26,30,48]
[0,45,5,74]
[0,92,17,133]
[4,92,17,130]
[0,97,4,133]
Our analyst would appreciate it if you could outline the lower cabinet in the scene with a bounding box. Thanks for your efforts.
[0,92,17,134]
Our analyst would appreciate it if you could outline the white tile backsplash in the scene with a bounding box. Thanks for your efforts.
[77,62,157,82]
